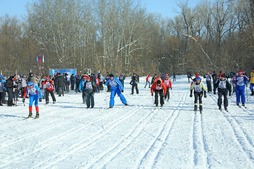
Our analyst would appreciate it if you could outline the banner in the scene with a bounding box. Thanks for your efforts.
[49,68,77,77]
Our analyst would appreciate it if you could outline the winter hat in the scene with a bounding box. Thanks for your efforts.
[86,76,91,81]
[239,70,243,74]
[27,82,34,87]
[109,74,114,77]
[196,77,201,81]
[221,73,226,78]
[157,80,161,84]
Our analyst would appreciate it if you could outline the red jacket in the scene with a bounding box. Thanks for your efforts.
[163,78,172,88]
[42,79,54,91]
[150,77,167,95]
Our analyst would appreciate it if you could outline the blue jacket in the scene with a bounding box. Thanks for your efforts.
[105,77,124,91]
[78,79,86,92]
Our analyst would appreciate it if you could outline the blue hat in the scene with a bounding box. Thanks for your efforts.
[196,77,201,81]
[27,82,34,86]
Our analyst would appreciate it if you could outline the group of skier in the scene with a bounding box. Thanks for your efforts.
[0,68,253,118]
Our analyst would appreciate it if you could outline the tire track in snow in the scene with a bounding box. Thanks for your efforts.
[84,107,157,168]
[210,94,254,167]
[0,109,120,168]
[31,108,140,168]
[137,92,187,168]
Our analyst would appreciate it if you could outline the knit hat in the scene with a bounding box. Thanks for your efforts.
[109,74,114,77]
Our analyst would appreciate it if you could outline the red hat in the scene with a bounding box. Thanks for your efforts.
[239,70,243,74]
[86,76,91,81]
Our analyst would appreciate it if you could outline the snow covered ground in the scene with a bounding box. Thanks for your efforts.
[1,75,254,169]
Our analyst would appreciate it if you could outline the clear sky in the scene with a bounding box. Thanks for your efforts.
[0,0,204,19]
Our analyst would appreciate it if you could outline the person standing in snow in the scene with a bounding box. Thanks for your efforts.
[130,73,139,95]
[105,74,128,108]
[190,77,207,111]
[151,76,167,107]
[22,82,42,118]
[249,68,254,96]
[119,73,125,89]
[233,70,249,107]
[214,73,231,111]
[83,76,96,108]
[163,74,172,101]
[0,75,5,106]
[42,76,56,104]
[144,74,151,88]
[204,72,212,93]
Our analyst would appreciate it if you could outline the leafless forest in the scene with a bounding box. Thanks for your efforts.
[0,0,254,76]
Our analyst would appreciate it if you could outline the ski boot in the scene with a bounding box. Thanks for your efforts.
[199,105,203,111]
[34,112,39,119]
[219,106,222,111]
[194,105,197,111]
[27,112,32,118]
[225,107,228,112]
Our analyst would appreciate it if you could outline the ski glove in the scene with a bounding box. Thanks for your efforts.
[22,98,25,103]
[229,93,231,96]
[190,94,192,97]
[39,98,42,102]
[151,93,153,96]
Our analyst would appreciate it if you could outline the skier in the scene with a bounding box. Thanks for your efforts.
[119,73,125,89]
[22,82,43,118]
[151,76,167,107]
[214,73,231,111]
[144,74,151,88]
[0,75,5,106]
[204,72,212,93]
[5,76,15,106]
[190,77,207,111]
[250,68,254,96]
[83,76,96,108]
[78,74,88,103]
[42,76,56,104]
[163,74,172,101]
[233,70,249,107]
[105,74,128,108]
[130,73,139,94]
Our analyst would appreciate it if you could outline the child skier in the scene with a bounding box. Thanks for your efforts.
[151,76,167,107]
[83,76,96,108]
[214,73,231,111]
[190,77,207,111]
[23,82,43,119]
[163,74,172,101]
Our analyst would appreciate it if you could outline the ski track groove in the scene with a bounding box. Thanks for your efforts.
[210,94,254,167]
[33,108,140,168]
[84,107,156,168]
[0,109,120,168]
[0,109,93,149]
[137,92,187,168]
[151,92,188,168]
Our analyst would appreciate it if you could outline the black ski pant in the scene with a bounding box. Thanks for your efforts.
[0,92,3,105]
[194,92,203,107]
[85,92,94,108]
[154,89,164,106]
[45,90,56,104]
[131,84,139,94]
[58,86,64,96]
[7,88,14,106]
[165,88,170,100]
[217,90,228,108]
[206,80,212,92]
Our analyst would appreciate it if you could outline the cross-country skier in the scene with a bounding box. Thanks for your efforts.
[249,68,254,96]
[105,74,128,108]
[42,76,56,104]
[190,77,207,111]
[214,73,231,111]
[163,74,172,101]
[151,76,167,107]
[83,76,96,108]
[233,70,249,107]
[23,82,43,118]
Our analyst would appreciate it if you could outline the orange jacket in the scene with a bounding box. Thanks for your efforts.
[150,77,167,95]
